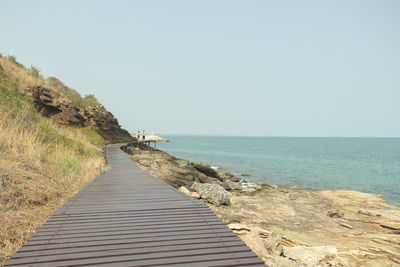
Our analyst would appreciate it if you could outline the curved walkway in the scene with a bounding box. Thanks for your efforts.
[5,144,265,266]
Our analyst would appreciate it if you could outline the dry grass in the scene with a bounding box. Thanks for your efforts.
[0,57,45,92]
[0,56,101,107]
[0,103,107,265]
[0,57,107,265]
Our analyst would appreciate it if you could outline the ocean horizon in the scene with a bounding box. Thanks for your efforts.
[157,136,400,207]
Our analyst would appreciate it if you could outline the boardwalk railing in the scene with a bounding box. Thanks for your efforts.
[5,144,265,266]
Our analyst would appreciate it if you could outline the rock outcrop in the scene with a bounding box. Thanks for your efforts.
[191,162,222,181]
[211,187,400,266]
[121,144,400,266]
[121,143,241,190]
[191,182,231,206]
[29,86,84,126]
[25,86,134,143]
[82,106,134,143]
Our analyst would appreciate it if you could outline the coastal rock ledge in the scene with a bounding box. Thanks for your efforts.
[121,143,242,193]
[121,143,400,266]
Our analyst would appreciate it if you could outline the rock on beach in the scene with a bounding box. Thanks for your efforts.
[191,162,223,181]
[191,182,231,206]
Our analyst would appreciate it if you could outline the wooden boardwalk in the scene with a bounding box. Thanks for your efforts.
[5,144,265,266]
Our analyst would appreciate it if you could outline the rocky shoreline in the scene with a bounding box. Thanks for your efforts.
[121,143,400,267]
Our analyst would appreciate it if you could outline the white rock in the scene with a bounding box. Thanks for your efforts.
[191,182,231,206]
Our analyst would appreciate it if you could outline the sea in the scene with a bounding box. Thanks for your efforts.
[157,136,400,207]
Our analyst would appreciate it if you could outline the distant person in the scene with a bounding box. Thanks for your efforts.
[136,130,141,141]
[142,130,146,140]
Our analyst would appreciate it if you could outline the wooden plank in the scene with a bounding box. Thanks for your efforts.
[5,144,265,266]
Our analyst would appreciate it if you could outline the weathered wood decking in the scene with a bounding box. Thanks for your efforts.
[5,144,265,266]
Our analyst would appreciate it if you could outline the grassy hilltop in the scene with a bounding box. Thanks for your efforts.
[0,54,129,265]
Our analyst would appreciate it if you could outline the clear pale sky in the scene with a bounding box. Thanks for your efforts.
[1,0,399,137]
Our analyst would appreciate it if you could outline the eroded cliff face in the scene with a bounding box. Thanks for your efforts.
[25,86,134,143]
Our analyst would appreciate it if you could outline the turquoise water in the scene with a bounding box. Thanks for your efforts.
[158,136,400,207]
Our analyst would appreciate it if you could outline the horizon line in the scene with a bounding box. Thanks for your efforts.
[152,134,400,138]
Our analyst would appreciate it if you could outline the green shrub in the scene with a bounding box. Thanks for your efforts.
[6,55,25,68]
[53,155,80,172]
[77,127,104,147]
[0,81,34,115]
[83,94,101,107]
[29,66,41,78]
[46,77,101,108]
[37,122,96,156]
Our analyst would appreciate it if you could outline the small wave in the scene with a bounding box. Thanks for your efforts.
[211,166,219,170]
[241,182,257,188]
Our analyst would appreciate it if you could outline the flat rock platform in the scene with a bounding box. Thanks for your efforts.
[5,144,265,266]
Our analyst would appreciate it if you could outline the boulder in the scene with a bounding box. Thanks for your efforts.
[225,172,235,177]
[224,180,242,191]
[191,163,222,181]
[228,177,241,182]
[191,182,231,206]
[198,174,220,184]
[283,245,338,266]
[219,172,239,181]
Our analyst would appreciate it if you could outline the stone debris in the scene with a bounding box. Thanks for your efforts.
[224,180,242,191]
[327,209,344,218]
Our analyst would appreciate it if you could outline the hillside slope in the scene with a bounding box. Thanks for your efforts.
[0,55,133,265]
